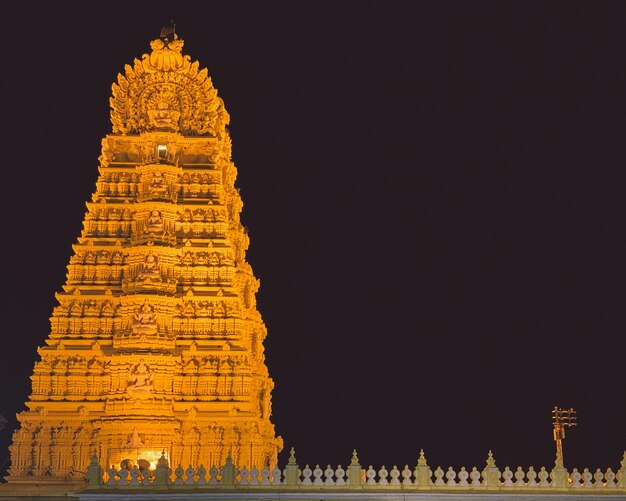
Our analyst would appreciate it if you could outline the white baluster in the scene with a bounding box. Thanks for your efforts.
[118,467,128,486]
[140,467,151,485]
[313,464,323,485]
[174,465,184,485]
[271,466,282,485]
[458,467,469,486]
[593,468,604,488]
[261,467,271,485]
[365,466,377,485]
[605,468,616,488]
[538,467,550,487]
[502,467,513,486]
[196,465,207,485]
[185,465,195,484]
[335,465,346,486]
[239,466,249,485]
[324,465,335,485]
[570,468,582,488]
[526,466,537,486]
[390,466,401,485]
[445,466,457,486]
[378,465,389,485]
[401,465,413,486]
[249,466,259,485]
[433,466,445,486]
[302,465,313,486]
[106,466,118,485]
[208,466,219,485]
[129,466,140,485]
[582,468,593,488]
[514,466,525,486]
[470,467,481,486]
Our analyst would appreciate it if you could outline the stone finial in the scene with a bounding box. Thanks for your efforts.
[284,447,300,486]
[154,451,171,486]
[482,450,501,488]
[157,450,169,468]
[221,453,237,485]
[85,454,103,487]
[414,450,432,487]
[288,447,297,464]
[347,450,362,486]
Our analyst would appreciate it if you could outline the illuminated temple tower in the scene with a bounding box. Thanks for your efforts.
[8,30,282,482]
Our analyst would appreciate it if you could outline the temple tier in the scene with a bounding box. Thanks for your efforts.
[8,33,282,481]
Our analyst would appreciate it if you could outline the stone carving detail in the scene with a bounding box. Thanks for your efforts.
[145,85,182,131]
[179,250,234,266]
[137,252,160,280]
[147,37,185,71]
[145,210,164,233]
[110,36,229,136]
[132,301,157,334]
[127,360,153,396]
[148,170,167,195]
[177,300,241,318]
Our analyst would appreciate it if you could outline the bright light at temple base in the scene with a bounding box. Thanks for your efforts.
[112,448,168,470]
[137,449,164,470]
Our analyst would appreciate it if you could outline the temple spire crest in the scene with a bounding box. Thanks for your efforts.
[110,34,229,136]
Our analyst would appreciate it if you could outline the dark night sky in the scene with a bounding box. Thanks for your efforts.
[0,1,625,477]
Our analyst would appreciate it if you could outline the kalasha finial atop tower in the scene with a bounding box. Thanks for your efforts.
[552,406,577,465]
[160,20,177,42]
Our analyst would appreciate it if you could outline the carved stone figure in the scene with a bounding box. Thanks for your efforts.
[149,171,166,194]
[146,89,181,131]
[146,210,163,233]
[127,361,153,395]
[132,301,157,334]
[138,252,159,280]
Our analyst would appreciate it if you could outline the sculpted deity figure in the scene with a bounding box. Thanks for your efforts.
[132,301,157,334]
[146,210,163,233]
[259,387,272,419]
[147,91,181,131]
[127,361,153,395]
[138,252,159,280]
[149,171,166,194]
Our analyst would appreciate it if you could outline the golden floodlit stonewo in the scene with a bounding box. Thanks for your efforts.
[4,24,626,501]
[8,28,282,482]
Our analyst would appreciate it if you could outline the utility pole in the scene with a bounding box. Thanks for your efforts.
[552,406,577,465]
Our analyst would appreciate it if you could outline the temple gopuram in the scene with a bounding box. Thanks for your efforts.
[1,27,625,501]
[7,27,282,486]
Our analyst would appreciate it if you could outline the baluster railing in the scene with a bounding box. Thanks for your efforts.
[83,447,626,494]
